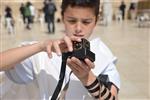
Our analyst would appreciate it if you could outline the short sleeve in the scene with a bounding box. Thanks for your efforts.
[102,62,121,90]
[5,57,35,84]
[90,38,120,90]
[5,41,37,84]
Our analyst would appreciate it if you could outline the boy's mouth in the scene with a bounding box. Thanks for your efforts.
[73,34,84,38]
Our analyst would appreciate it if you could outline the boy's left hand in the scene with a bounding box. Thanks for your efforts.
[67,57,95,80]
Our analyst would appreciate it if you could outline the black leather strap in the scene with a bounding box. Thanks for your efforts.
[105,92,111,100]
[88,85,100,93]
[94,94,100,99]
[58,71,72,99]
[101,87,107,97]
[85,78,98,89]
[51,52,72,100]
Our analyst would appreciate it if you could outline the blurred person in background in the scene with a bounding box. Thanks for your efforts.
[129,2,136,20]
[43,0,57,34]
[102,0,113,26]
[119,1,126,20]
[4,6,15,34]
[29,2,36,23]
[19,3,26,24]
[37,9,45,28]
[24,2,32,30]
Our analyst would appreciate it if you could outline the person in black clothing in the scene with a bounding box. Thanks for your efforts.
[19,3,26,24]
[43,0,57,33]
[119,1,126,20]
[5,6,12,19]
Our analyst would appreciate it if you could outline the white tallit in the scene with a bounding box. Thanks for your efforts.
[1,38,120,100]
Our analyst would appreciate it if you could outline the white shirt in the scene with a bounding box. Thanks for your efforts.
[4,38,120,100]
[29,5,35,16]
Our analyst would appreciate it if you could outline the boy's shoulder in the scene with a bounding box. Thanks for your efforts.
[90,38,114,57]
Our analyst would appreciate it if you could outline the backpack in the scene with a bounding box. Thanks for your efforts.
[48,3,56,15]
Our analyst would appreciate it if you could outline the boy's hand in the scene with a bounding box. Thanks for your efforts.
[40,36,81,58]
[67,57,95,81]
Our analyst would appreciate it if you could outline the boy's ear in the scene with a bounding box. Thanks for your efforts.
[95,16,99,24]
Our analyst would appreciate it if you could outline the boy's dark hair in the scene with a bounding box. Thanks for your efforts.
[61,0,100,21]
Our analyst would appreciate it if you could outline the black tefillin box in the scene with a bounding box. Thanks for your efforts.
[71,38,95,62]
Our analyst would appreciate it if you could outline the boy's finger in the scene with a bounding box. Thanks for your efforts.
[84,58,95,69]
[63,36,73,52]
[53,40,61,56]
[46,44,52,58]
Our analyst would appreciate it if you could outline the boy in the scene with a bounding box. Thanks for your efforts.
[0,0,120,99]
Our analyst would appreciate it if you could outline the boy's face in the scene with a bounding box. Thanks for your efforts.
[63,6,97,39]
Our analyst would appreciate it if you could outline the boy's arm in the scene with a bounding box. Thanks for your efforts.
[0,42,44,71]
[0,36,81,71]
[67,57,120,100]
[81,71,118,100]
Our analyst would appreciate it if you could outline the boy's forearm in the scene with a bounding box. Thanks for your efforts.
[0,42,44,71]
[80,71,96,86]
[80,71,117,100]
[80,71,101,99]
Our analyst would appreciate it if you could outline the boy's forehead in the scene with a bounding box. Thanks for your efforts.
[64,6,95,17]
[63,6,96,20]
[65,6,94,12]
[66,5,93,9]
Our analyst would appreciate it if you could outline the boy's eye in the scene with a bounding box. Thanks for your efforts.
[66,19,92,25]
[82,21,91,25]
[67,20,77,24]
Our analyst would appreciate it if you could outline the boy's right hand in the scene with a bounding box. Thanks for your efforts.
[40,36,81,58]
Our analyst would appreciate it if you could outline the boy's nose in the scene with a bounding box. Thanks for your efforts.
[75,22,82,33]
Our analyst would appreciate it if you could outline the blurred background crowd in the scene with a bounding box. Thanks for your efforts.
[0,0,150,35]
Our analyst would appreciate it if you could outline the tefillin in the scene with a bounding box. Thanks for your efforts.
[71,38,95,62]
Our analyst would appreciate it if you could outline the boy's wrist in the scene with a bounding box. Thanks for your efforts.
[80,71,96,86]
[38,41,47,51]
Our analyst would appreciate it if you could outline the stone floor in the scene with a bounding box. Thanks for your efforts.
[0,20,150,99]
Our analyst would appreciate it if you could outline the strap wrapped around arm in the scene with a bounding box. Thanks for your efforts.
[84,74,117,100]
